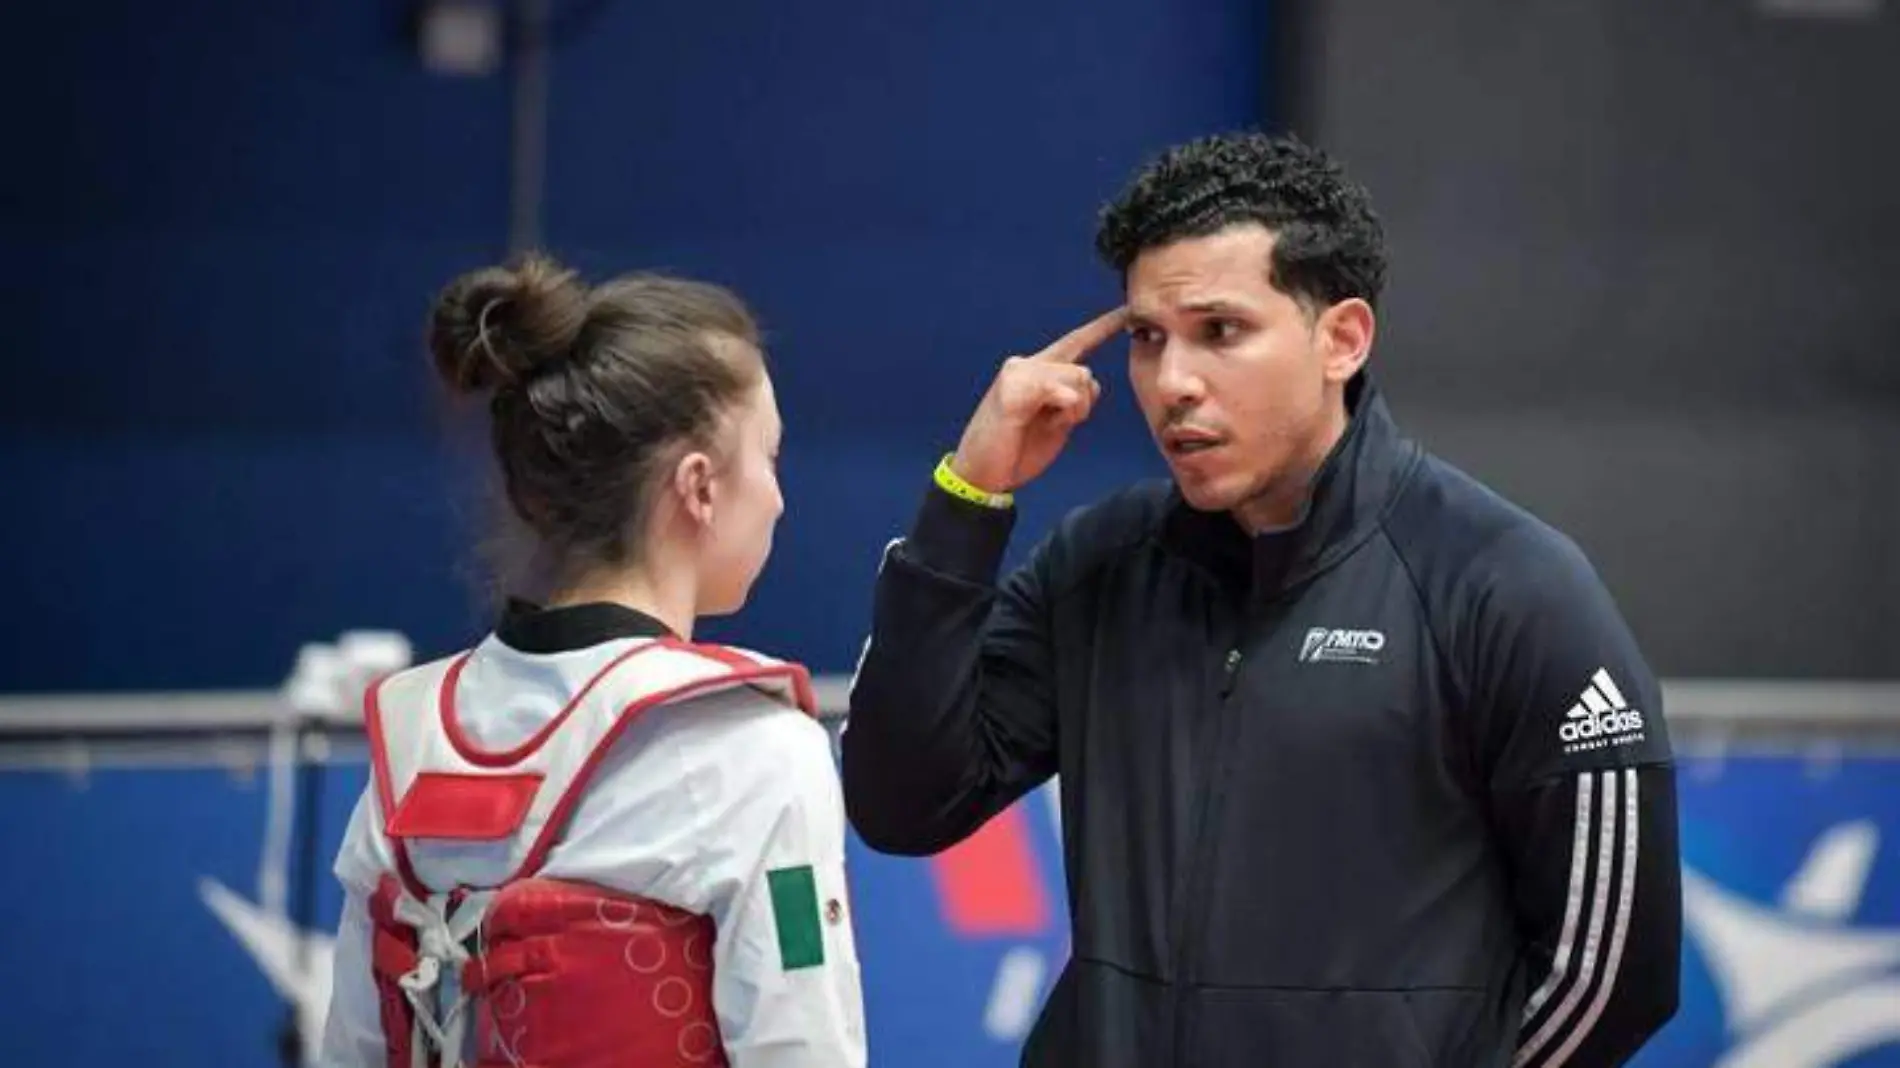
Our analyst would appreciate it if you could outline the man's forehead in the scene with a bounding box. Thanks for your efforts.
[1126,228,1280,317]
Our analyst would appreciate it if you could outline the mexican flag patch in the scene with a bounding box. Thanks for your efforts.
[767,865,826,970]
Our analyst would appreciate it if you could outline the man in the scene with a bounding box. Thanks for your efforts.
[841,132,1680,1067]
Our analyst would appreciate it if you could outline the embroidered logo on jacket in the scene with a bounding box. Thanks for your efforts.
[1560,668,1648,754]
[1299,627,1386,664]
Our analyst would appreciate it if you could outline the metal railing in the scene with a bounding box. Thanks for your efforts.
[1,676,1897,775]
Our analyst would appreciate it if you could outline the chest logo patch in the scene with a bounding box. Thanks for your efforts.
[1299,627,1386,664]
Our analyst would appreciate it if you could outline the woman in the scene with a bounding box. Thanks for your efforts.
[320,254,865,1067]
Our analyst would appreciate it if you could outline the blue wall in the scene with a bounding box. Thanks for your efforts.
[0,1,1263,1061]
[0,0,1266,692]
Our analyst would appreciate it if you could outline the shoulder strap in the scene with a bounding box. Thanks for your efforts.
[364,638,816,894]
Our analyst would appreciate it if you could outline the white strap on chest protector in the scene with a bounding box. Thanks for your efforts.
[391,888,495,1068]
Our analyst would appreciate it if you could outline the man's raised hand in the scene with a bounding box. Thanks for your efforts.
[947,308,1127,496]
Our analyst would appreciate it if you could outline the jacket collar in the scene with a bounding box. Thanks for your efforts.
[1157,371,1418,603]
[495,597,676,653]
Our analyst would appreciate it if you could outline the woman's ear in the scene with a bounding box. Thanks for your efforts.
[670,449,718,528]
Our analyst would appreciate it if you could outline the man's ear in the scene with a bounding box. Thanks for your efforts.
[670,449,718,527]
[1317,297,1375,383]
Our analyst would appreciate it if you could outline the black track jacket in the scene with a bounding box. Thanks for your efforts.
[841,374,1681,1067]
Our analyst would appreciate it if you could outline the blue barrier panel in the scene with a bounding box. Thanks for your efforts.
[0,748,1894,1066]
[1634,754,1900,1068]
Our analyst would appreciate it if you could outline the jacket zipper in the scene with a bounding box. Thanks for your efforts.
[1166,617,1261,1064]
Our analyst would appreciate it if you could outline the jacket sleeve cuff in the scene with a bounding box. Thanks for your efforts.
[902,481,1016,586]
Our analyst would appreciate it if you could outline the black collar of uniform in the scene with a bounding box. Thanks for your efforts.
[495,597,676,654]
[1158,371,1419,602]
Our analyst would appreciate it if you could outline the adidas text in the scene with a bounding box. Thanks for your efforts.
[1560,709,1647,744]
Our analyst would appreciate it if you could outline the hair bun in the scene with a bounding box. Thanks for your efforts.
[428,253,590,396]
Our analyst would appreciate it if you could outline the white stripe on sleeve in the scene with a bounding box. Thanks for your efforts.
[1515,769,1632,1067]
[1521,772,1595,1021]
[1541,769,1641,1067]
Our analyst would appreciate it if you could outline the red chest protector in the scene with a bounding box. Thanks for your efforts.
[360,637,817,1068]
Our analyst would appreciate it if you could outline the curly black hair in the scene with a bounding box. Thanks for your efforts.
[1095,132,1388,311]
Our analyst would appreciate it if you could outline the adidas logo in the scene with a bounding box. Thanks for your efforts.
[1559,668,1647,755]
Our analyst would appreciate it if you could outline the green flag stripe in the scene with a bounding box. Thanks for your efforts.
[767,865,826,970]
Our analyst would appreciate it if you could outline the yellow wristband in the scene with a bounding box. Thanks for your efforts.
[934,454,1014,509]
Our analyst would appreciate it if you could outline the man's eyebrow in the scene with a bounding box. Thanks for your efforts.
[1178,298,1255,316]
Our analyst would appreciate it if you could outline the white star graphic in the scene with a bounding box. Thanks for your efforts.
[1683,820,1900,1067]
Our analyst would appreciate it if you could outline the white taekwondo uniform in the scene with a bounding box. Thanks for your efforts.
[318,602,866,1068]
